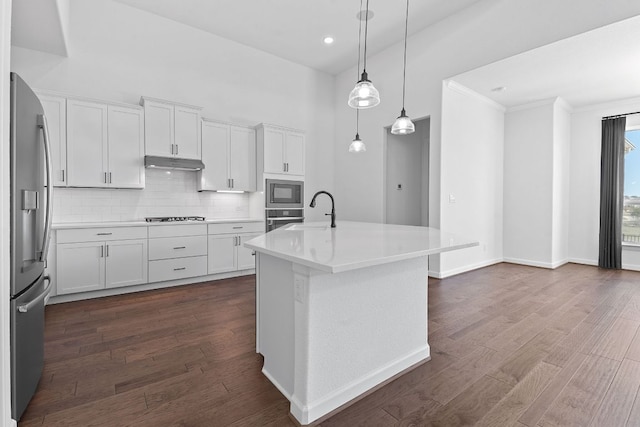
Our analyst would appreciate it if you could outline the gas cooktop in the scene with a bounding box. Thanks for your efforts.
[144,216,206,223]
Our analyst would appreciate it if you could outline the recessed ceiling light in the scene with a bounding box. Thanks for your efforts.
[323,36,335,45]
[491,86,507,92]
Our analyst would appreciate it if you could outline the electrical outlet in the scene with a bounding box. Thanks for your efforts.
[449,194,456,204]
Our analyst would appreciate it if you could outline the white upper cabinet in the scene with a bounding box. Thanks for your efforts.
[36,93,67,187]
[141,97,202,160]
[142,100,173,157]
[229,126,256,191]
[67,99,109,188]
[198,120,256,192]
[67,99,144,188]
[174,106,201,159]
[257,123,305,177]
[107,106,145,188]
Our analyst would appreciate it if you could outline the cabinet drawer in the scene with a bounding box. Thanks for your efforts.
[149,236,207,260]
[208,222,263,235]
[148,256,207,283]
[57,226,147,243]
[148,224,207,238]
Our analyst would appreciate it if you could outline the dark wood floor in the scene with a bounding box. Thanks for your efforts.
[18,262,640,426]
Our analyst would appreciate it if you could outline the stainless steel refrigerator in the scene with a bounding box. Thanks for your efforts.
[9,72,53,420]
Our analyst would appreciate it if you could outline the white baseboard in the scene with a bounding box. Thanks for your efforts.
[503,257,569,269]
[289,345,430,425]
[429,258,503,279]
[569,257,598,266]
[47,269,255,304]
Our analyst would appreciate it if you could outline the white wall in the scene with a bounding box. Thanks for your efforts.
[334,0,640,276]
[11,0,335,223]
[503,98,571,268]
[504,101,554,266]
[552,101,571,265]
[437,81,504,278]
[570,97,640,270]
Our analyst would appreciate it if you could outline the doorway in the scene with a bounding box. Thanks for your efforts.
[384,117,429,226]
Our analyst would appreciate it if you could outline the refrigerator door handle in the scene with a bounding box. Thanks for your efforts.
[17,275,52,313]
[37,114,53,263]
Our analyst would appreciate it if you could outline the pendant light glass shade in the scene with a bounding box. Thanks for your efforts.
[348,0,379,109]
[391,109,415,135]
[349,134,366,153]
[348,72,380,109]
[391,0,415,135]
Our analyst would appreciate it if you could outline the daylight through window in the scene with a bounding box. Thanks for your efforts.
[623,129,640,244]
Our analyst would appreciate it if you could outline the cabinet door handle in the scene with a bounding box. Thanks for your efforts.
[176,144,179,155]
[109,172,112,184]
[61,169,65,182]
[171,144,174,155]
[106,244,109,257]
[97,232,112,236]
[174,267,186,271]
[232,226,243,229]
[100,246,104,258]
[227,178,231,188]
[173,246,186,250]
[104,172,108,183]
[283,163,286,172]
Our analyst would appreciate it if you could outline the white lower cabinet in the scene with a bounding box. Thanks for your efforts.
[57,238,148,295]
[148,224,208,282]
[207,222,262,274]
[57,242,105,294]
[207,235,236,274]
[105,240,148,289]
[53,222,262,298]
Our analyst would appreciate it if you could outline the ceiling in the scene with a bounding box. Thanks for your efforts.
[114,0,483,75]
[451,14,640,109]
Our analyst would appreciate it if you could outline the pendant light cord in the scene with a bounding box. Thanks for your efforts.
[356,0,363,137]
[401,0,409,110]
[363,0,370,73]
[356,0,363,80]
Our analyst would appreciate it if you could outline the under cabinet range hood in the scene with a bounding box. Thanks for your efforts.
[144,155,205,171]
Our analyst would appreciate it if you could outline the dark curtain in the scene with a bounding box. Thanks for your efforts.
[599,116,626,269]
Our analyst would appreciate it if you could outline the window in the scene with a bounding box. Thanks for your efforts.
[623,129,640,244]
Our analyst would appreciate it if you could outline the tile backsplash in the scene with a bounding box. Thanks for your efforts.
[53,169,250,223]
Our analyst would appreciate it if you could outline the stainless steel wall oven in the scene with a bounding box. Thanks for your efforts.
[265,179,304,232]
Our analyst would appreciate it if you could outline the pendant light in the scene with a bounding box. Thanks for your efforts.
[348,0,380,109]
[349,0,366,152]
[349,109,366,153]
[391,0,415,135]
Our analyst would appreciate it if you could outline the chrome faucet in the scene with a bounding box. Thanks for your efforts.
[310,191,336,228]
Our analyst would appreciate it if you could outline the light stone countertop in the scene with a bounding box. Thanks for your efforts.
[52,218,263,230]
[244,220,478,273]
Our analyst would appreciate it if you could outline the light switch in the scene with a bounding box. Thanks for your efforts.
[449,194,456,204]
[397,184,402,190]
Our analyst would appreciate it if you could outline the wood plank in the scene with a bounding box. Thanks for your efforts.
[420,375,512,426]
[590,317,640,361]
[474,362,560,426]
[590,358,640,427]
[518,351,588,426]
[488,328,564,387]
[22,265,640,426]
[536,354,620,427]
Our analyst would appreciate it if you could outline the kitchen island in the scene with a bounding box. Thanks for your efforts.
[244,221,477,425]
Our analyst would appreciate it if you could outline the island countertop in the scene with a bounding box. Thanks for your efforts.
[244,221,478,273]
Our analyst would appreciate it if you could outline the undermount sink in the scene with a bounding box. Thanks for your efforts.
[285,224,330,231]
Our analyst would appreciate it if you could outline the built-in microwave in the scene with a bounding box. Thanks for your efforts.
[265,179,304,209]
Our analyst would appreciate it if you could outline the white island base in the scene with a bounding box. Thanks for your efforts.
[246,221,477,425]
